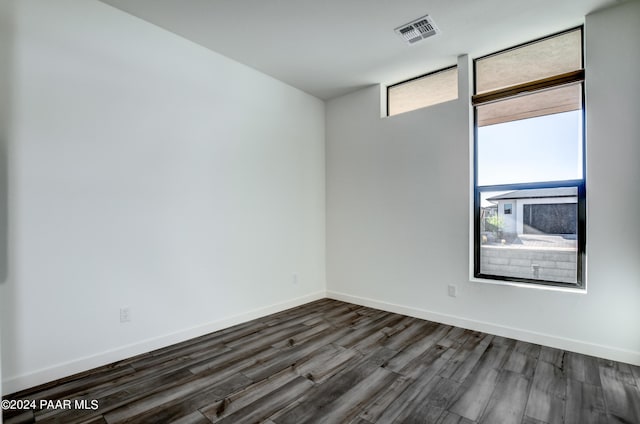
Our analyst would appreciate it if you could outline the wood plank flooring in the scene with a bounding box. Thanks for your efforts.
[3,299,640,424]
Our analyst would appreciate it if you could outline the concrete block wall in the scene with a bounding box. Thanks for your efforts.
[480,246,577,283]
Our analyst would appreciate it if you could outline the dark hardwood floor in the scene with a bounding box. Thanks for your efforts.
[4,299,640,424]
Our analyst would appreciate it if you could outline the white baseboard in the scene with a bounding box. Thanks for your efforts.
[327,290,640,366]
[2,291,326,395]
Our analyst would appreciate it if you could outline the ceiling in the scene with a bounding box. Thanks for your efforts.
[99,0,622,100]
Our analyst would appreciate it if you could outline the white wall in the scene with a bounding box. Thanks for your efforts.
[0,0,325,394]
[0,0,15,406]
[326,1,640,365]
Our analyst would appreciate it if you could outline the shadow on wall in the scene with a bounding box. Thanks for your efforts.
[0,1,12,283]
[0,0,15,395]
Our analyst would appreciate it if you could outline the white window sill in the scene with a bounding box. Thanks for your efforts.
[469,276,587,294]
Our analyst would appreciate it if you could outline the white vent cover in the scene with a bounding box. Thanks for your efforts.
[395,15,440,45]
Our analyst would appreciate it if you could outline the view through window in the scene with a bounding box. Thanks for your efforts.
[474,28,585,287]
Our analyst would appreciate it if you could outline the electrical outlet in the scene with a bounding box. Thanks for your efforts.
[120,307,131,323]
[292,273,299,285]
[448,285,457,298]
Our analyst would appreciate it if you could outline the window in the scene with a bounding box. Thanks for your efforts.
[473,28,585,288]
[387,66,458,116]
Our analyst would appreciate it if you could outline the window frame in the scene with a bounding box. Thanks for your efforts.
[472,27,586,289]
[387,65,458,117]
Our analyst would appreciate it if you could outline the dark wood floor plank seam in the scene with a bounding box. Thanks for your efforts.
[478,369,532,424]
[385,324,452,373]
[447,341,515,422]
[238,327,354,382]
[360,346,455,423]
[200,368,300,422]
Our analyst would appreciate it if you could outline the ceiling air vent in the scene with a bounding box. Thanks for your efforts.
[395,15,440,45]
